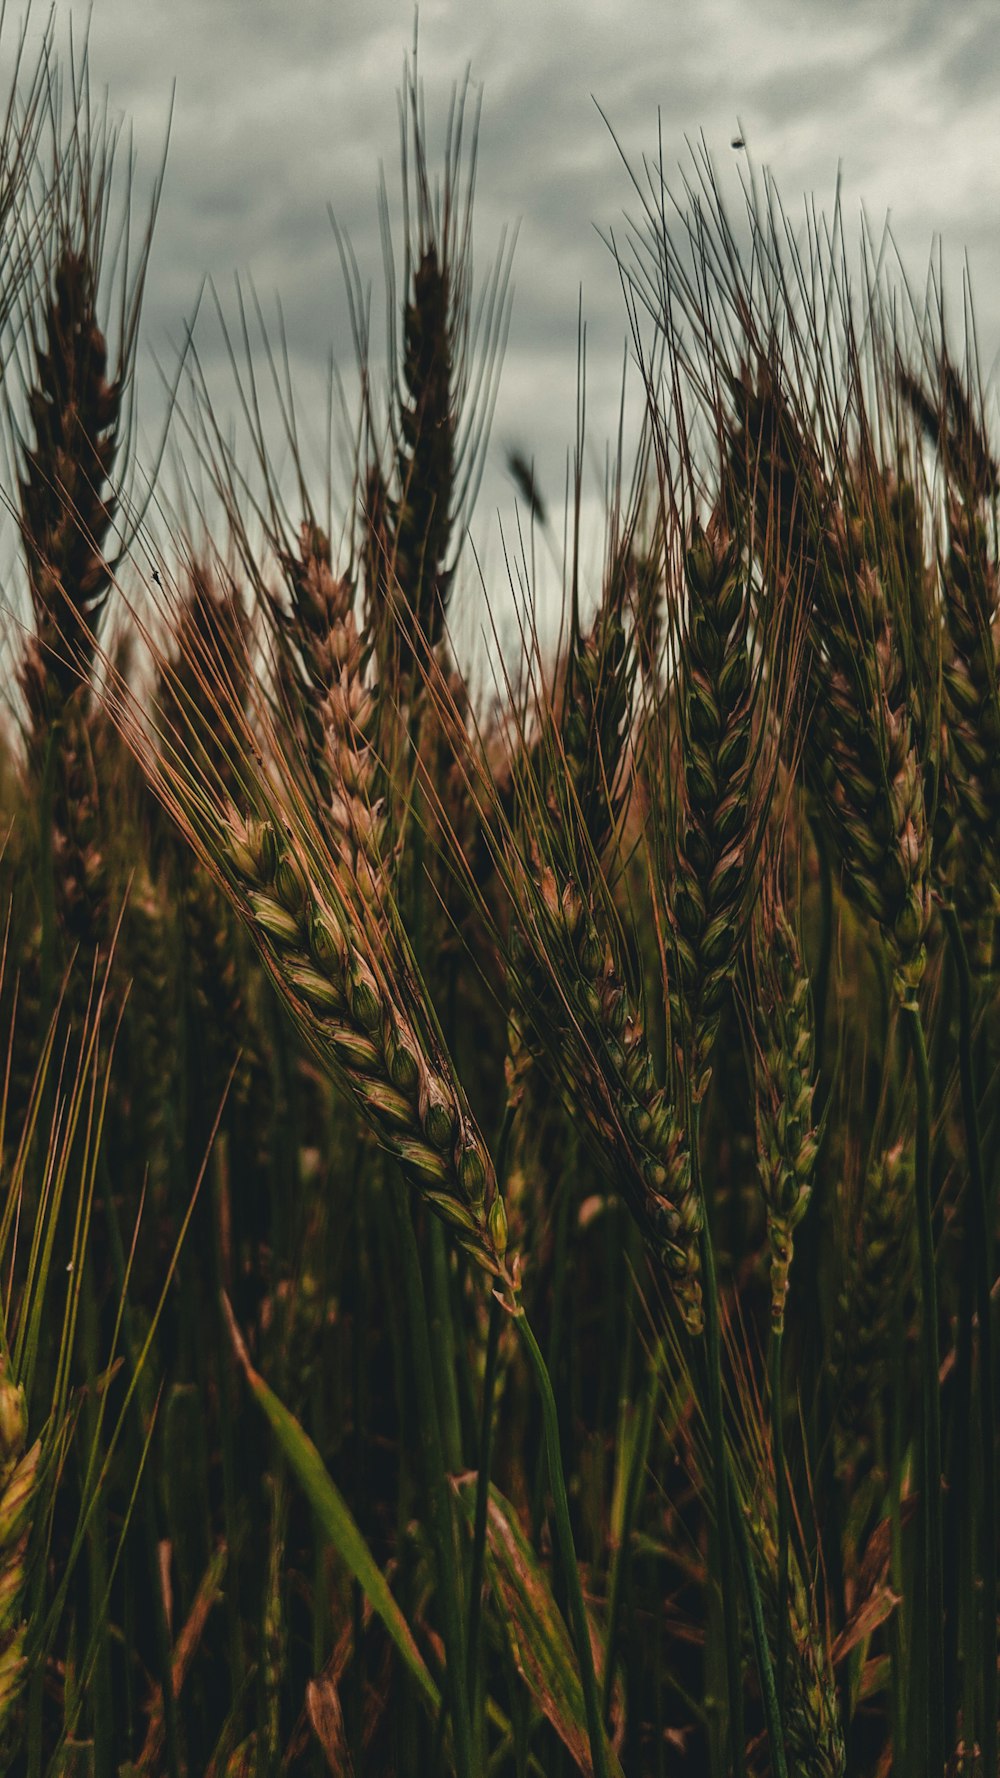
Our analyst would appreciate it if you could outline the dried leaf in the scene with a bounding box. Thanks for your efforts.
[306,1675,355,1776]
[456,1477,624,1778]
[832,1585,901,1665]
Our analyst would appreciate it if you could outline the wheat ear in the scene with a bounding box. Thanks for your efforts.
[669,511,767,1097]
[751,892,820,1335]
[220,810,508,1279]
[508,852,702,1331]
[0,1361,40,1732]
[744,1491,846,1778]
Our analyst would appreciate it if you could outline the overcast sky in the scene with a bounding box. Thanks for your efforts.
[8,1,1000,637]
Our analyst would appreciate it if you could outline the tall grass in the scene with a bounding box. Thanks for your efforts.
[0,28,995,1778]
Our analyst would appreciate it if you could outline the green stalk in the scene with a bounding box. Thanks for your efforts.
[467,1293,502,1751]
[770,1329,788,1728]
[350,1140,369,1775]
[692,1109,746,1778]
[941,907,996,1778]
[728,1477,788,1778]
[99,1161,182,1778]
[211,1143,247,1699]
[809,811,834,1090]
[532,1161,573,1543]
[517,1307,610,1778]
[901,1000,945,1777]
[655,1579,667,1778]
[602,1367,655,1724]
[428,1215,464,1476]
[80,1254,114,1762]
[38,727,60,1033]
[697,1205,789,1778]
[887,1320,907,1764]
[397,1199,475,1778]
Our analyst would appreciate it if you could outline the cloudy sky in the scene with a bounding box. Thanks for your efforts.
[9,0,1000,628]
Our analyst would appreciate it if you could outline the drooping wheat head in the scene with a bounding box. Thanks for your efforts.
[221,805,508,1277]
[104,565,510,1283]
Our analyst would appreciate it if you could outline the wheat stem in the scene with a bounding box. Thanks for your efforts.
[694,1188,747,1778]
[467,1291,502,1757]
[770,1329,788,1732]
[517,1305,610,1778]
[602,1364,655,1726]
[941,904,996,1778]
[396,1198,475,1778]
[730,1489,790,1778]
[901,1001,945,1777]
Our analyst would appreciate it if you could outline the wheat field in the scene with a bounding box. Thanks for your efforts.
[0,22,995,1778]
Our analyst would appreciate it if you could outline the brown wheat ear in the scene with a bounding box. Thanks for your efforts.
[275,522,389,913]
[18,247,120,744]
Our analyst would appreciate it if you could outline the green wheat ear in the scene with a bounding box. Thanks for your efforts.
[666,508,781,1105]
[744,1489,845,1777]
[751,894,820,1335]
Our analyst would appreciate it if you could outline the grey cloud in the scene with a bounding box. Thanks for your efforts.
[12,0,1000,570]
